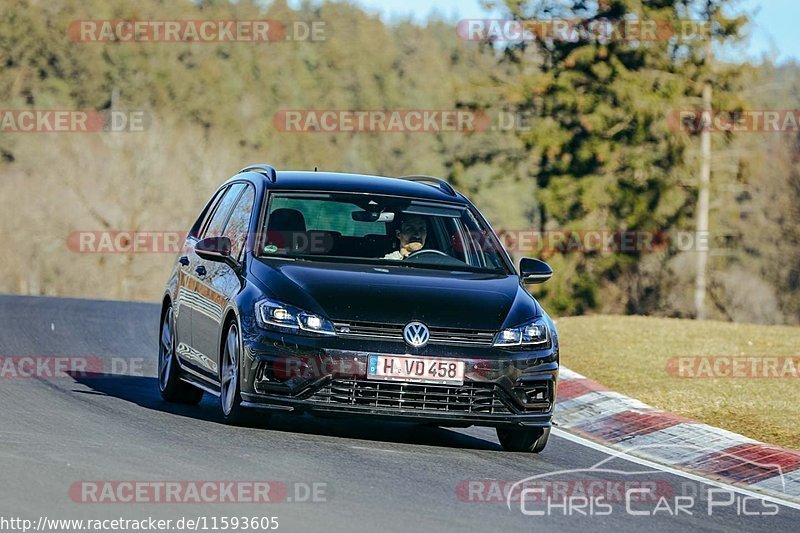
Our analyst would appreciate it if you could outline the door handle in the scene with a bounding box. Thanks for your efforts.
[195,265,207,276]
[178,256,190,266]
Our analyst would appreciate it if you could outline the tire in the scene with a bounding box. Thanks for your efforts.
[220,321,250,425]
[158,305,204,405]
[496,427,550,453]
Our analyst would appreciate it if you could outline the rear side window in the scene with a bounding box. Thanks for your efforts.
[189,187,226,239]
[222,185,256,260]
[202,184,245,239]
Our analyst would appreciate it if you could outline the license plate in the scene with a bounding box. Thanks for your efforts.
[367,355,465,385]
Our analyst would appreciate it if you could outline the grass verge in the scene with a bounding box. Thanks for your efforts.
[556,315,800,449]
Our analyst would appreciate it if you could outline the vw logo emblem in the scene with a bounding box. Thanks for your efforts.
[403,321,430,348]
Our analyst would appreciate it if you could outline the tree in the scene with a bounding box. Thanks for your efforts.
[452,0,747,317]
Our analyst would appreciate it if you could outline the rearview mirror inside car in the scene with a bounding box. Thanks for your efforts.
[351,210,395,222]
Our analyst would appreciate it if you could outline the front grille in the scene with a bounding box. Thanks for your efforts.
[333,321,496,347]
[307,379,512,415]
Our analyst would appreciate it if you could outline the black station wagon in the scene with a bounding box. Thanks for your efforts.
[159,165,558,452]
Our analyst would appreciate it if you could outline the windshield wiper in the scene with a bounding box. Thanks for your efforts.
[263,253,506,275]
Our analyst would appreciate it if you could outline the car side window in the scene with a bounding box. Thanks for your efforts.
[222,185,256,260]
[202,184,246,239]
[189,187,226,239]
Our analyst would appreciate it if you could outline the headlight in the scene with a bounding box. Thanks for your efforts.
[494,317,549,347]
[255,298,336,336]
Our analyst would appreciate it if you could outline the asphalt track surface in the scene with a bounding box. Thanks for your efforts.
[1,294,798,533]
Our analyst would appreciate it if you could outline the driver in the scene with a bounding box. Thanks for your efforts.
[383,214,427,260]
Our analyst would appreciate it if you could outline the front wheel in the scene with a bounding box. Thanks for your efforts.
[496,427,550,453]
[220,322,248,425]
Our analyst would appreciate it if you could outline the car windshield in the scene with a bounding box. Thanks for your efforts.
[256,192,512,274]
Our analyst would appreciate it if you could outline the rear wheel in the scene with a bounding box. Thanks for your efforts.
[158,305,203,405]
[497,427,550,453]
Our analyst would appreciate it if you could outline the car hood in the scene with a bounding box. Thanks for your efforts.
[249,258,540,330]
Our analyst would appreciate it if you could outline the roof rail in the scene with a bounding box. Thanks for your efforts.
[399,175,457,197]
[238,164,277,182]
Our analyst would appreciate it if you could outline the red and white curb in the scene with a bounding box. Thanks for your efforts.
[555,367,800,504]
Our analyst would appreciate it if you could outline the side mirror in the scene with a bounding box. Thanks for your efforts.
[195,236,236,266]
[520,258,553,285]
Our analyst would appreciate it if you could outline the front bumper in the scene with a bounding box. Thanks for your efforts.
[239,325,558,429]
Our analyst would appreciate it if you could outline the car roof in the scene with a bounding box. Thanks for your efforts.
[227,170,469,204]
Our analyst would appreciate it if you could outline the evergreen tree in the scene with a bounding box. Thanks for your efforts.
[453,0,747,316]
